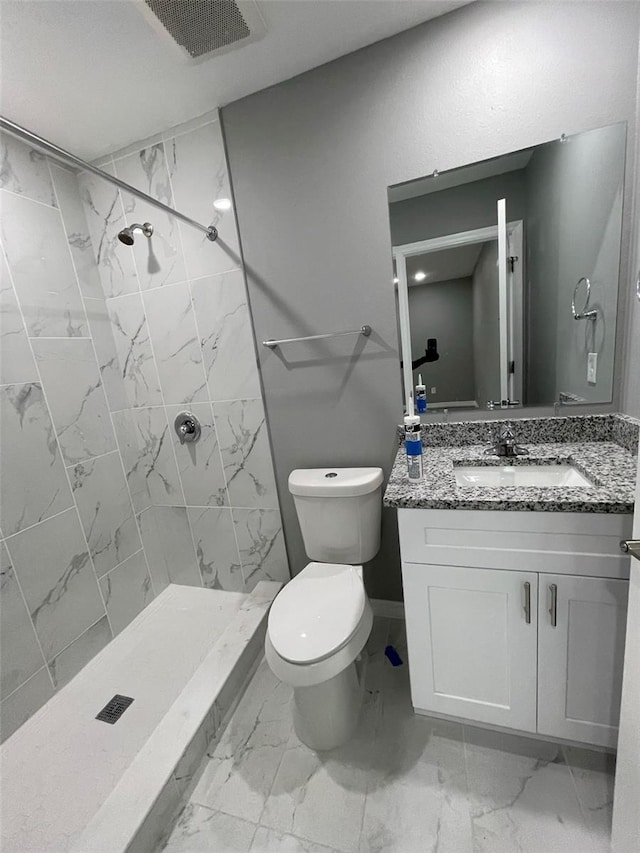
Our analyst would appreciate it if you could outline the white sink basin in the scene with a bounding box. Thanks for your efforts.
[454,464,593,489]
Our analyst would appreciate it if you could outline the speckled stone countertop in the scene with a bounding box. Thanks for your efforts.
[384,414,639,513]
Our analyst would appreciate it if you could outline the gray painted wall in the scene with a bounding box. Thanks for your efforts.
[389,171,527,246]
[408,278,475,404]
[222,1,640,601]
[525,124,626,404]
[472,242,501,407]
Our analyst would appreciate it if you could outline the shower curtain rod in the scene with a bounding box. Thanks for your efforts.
[0,116,218,242]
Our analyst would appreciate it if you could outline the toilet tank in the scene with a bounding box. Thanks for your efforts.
[288,467,384,564]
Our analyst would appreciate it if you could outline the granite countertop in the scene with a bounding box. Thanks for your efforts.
[384,441,637,513]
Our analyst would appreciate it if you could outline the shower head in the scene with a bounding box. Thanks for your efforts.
[117,222,154,245]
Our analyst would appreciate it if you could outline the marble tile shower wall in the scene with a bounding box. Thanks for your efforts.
[0,117,288,741]
[0,132,148,742]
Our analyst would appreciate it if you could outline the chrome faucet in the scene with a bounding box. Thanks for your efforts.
[484,423,529,458]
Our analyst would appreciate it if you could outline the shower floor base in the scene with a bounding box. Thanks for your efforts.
[0,581,280,853]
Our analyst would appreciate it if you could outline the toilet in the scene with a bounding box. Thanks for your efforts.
[265,466,384,751]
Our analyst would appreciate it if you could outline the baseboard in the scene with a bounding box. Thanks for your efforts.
[370,599,405,620]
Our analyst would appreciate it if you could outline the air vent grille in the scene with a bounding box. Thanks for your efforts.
[145,0,252,58]
[95,694,134,725]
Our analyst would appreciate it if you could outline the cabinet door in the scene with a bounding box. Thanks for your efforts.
[538,574,628,748]
[402,563,538,731]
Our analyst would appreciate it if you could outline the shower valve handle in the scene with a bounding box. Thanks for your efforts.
[174,412,201,445]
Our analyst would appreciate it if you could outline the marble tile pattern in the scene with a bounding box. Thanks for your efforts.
[142,281,208,405]
[0,383,73,537]
[215,400,279,508]
[0,541,46,700]
[99,550,154,634]
[128,406,184,505]
[233,509,289,590]
[167,121,240,281]
[188,507,244,592]
[78,160,139,299]
[4,508,105,661]
[191,270,261,402]
[167,402,228,507]
[163,618,612,853]
[32,338,116,465]
[0,250,38,384]
[0,132,57,206]
[82,296,129,412]
[50,163,104,299]
[113,143,188,290]
[1,189,88,337]
[0,114,288,743]
[395,412,639,450]
[47,615,112,690]
[137,506,201,592]
[69,450,141,577]
[106,293,163,408]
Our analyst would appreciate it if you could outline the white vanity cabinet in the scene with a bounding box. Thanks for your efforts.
[399,508,633,749]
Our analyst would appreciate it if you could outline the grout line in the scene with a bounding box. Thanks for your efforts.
[0,184,59,211]
[45,611,111,670]
[0,665,52,707]
[27,336,92,341]
[2,505,76,542]
[107,396,263,415]
[95,546,145,581]
[63,447,122,471]
[2,544,54,693]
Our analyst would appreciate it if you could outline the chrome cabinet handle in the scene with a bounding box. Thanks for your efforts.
[548,583,558,628]
[523,581,531,624]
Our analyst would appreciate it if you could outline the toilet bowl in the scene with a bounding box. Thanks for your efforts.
[265,467,383,751]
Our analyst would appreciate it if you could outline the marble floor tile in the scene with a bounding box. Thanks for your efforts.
[251,827,339,853]
[190,660,292,824]
[464,727,604,853]
[564,746,615,839]
[163,804,256,853]
[167,619,612,853]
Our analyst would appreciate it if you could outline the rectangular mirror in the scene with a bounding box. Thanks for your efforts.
[388,122,627,414]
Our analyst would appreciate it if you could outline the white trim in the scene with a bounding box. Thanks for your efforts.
[497,198,509,401]
[427,399,478,410]
[393,221,524,412]
[370,598,405,620]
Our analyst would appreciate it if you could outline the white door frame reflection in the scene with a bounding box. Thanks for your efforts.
[393,211,523,414]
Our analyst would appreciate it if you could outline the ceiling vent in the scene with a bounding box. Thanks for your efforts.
[141,0,266,62]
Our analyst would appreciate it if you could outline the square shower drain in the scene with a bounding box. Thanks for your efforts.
[95,694,134,724]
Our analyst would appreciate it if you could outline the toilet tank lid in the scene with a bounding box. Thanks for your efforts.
[288,467,383,497]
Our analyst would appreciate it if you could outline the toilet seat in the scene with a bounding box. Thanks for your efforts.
[268,562,365,665]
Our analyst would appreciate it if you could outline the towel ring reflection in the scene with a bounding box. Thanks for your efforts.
[572,277,598,321]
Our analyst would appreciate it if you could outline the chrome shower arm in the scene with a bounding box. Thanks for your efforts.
[0,116,218,242]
